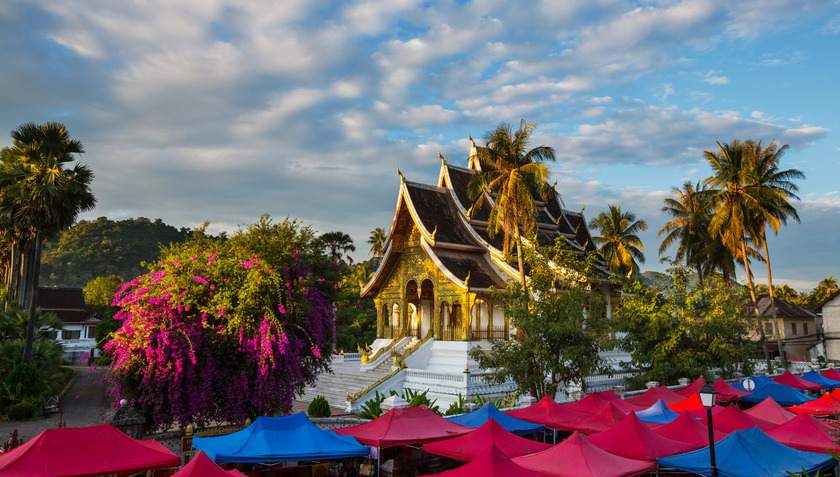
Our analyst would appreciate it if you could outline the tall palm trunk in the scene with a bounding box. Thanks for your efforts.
[6,243,20,309]
[761,228,786,362]
[21,233,43,364]
[741,235,772,371]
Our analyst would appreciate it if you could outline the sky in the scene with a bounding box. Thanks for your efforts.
[0,0,838,293]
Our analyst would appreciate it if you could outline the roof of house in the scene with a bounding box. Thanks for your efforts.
[37,287,95,324]
[752,295,818,320]
[814,290,840,313]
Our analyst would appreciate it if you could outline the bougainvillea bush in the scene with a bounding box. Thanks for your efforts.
[105,229,335,431]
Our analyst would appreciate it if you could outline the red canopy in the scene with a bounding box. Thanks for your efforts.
[505,396,586,428]
[669,393,704,412]
[712,405,778,434]
[557,392,611,417]
[590,390,647,413]
[675,377,705,397]
[422,419,551,461]
[774,371,823,391]
[420,444,543,477]
[175,451,246,477]
[743,397,797,425]
[766,413,840,454]
[788,392,840,416]
[651,411,726,446]
[513,432,656,477]
[0,424,180,477]
[555,401,627,435]
[333,405,470,447]
[714,378,750,402]
[821,368,840,381]
[587,413,699,460]
[625,386,685,407]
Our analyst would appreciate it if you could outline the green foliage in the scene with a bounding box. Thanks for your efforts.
[334,261,377,353]
[616,262,756,388]
[307,395,332,418]
[83,275,124,308]
[0,307,63,341]
[358,391,387,419]
[0,339,67,394]
[3,363,47,403]
[94,315,122,353]
[400,389,439,413]
[444,394,467,416]
[40,217,195,287]
[3,396,42,420]
[471,240,611,398]
[471,394,507,409]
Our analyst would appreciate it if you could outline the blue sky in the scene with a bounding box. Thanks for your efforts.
[0,0,838,292]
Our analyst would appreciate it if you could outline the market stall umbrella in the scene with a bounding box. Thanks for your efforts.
[554,401,627,435]
[174,451,247,477]
[333,405,471,447]
[675,377,706,397]
[773,371,823,391]
[651,411,727,447]
[513,432,656,477]
[743,397,797,425]
[731,375,774,393]
[821,368,840,381]
[192,413,370,462]
[740,381,815,407]
[787,392,840,416]
[423,419,551,461]
[802,370,840,389]
[625,386,686,407]
[504,395,587,429]
[714,378,751,402]
[635,400,680,424]
[446,403,544,435]
[766,413,840,454]
[658,427,837,477]
[669,393,704,413]
[0,424,180,477]
[587,413,700,460]
[419,444,543,477]
[581,390,647,413]
[711,405,778,435]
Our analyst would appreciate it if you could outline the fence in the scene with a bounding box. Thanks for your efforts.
[471,327,507,341]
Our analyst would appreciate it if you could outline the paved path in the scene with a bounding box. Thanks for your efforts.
[1,365,109,441]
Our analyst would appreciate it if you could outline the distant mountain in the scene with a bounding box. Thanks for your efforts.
[40,217,194,288]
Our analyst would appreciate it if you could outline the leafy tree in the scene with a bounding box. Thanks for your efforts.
[367,227,387,258]
[104,219,336,431]
[807,276,839,308]
[467,120,555,288]
[0,306,63,341]
[470,240,610,399]
[316,231,356,264]
[615,263,756,388]
[0,122,95,364]
[334,262,377,353]
[83,275,124,309]
[589,205,648,278]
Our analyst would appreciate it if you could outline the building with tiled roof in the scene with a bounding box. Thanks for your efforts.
[747,294,818,361]
[38,287,100,361]
[815,290,840,361]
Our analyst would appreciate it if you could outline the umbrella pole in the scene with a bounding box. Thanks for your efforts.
[377,448,381,477]
[553,429,557,444]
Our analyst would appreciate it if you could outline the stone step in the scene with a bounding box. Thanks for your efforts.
[299,368,395,409]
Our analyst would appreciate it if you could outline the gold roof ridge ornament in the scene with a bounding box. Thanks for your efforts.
[398,166,405,184]
[439,150,446,166]
[431,225,437,241]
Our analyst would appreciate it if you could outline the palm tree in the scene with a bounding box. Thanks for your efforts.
[367,227,387,257]
[0,306,63,341]
[467,120,555,288]
[0,122,95,364]
[658,181,712,283]
[589,205,648,278]
[318,231,356,264]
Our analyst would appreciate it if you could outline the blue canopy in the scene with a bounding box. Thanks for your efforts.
[192,413,370,463]
[658,427,836,477]
[740,382,816,407]
[635,399,679,424]
[801,370,840,389]
[445,402,545,436]
[731,375,773,393]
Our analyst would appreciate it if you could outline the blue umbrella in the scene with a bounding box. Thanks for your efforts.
[446,402,545,436]
[801,370,840,389]
[635,399,680,424]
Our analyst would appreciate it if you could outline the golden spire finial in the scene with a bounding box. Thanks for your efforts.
[439,151,445,165]
[580,205,585,214]
[398,167,405,183]
[464,271,471,288]
[431,225,437,241]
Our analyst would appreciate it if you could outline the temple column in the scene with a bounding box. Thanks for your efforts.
[463,290,473,341]
[432,290,441,340]
[375,298,383,338]
[486,301,493,339]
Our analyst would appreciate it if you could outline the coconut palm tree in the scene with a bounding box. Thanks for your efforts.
[317,231,356,264]
[658,181,712,284]
[0,306,63,341]
[0,122,95,364]
[367,227,387,257]
[589,205,648,278]
[467,120,555,288]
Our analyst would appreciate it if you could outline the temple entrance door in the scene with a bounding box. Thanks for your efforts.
[419,279,434,338]
[406,281,420,338]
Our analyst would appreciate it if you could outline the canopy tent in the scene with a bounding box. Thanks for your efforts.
[333,405,470,447]
[513,432,656,477]
[687,404,728,420]
[773,371,823,391]
[423,419,551,461]
[669,393,704,413]
[743,397,797,425]
[174,451,247,477]
[651,411,727,447]
[802,370,840,389]
[714,378,750,402]
[658,427,837,477]
[711,406,778,435]
[676,377,705,397]
[740,381,816,407]
[554,401,627,435]
[767,413,840,454]
[446,402,544,436]
[625,386,686,407]
[821,368,840,381]
[731,375,774,393]
[420,445,543,477]
[0,424,180,477]
[590,390,647,413]
[587,413,699,460]
[193,413,370,463]
[505,396,585,429]
[787,392,840,416]
[635,400,680,424]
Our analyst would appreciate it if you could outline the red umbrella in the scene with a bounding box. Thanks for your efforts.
[505,395,587,428]
[333,405,471,447]
[743,397,797,425]
[788,393,840,416]
[174,451,247,477]
[669,393,704,412]
[555,401,627,435]
[422,419,551,461]
[587,413,700,460]
[714,378,750,402]
[513,432,656,477]
[590,390,647,413]
[652,411,727,446]
[420,444,543,477]
[625,386,686,407]
[774,371,823,391]
[767,413,840,454]
[712,405,778,434]
[676,377,706,397]
[821,368,840,382]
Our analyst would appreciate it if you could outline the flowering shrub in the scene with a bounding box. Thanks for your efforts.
[104,242,334,431]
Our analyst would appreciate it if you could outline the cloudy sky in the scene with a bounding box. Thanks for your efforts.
[1,0,838,292]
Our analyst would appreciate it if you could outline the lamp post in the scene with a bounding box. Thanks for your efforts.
[699,383,718,477]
